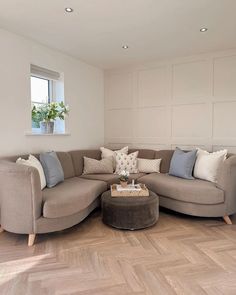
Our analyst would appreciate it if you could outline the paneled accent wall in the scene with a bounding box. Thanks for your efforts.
[105,50,236,152]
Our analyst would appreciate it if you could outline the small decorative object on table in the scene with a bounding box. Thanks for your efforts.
[119,170,129,187]
[111,183,149,197]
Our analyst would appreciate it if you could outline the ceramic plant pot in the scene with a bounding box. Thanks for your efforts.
[40,121,54,134]
[120,180,128,188]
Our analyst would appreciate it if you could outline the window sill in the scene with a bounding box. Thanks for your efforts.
[25,131,70,136]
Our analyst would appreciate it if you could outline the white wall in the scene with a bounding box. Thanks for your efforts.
[105,49,236,152]
[0,29,104,156]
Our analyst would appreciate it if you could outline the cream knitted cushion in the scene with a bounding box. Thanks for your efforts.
[83,156,113,174]
[100,146,128,170]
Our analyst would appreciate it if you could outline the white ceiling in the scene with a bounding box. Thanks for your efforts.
[0,0,236,69]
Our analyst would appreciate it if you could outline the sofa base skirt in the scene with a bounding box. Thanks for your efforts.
[159,195,227,218]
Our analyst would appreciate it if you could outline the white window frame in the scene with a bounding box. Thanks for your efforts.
[30,64,67,135]
[31,75,52,105]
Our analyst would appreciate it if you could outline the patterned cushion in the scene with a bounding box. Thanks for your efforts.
[115,151,139,174]
[83,156,113,175]
[100,146,128,170]
[137,158,162,173]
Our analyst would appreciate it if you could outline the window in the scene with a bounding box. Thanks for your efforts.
[31,76,51,104]
[30,64,65,133]
[31,76,51,128]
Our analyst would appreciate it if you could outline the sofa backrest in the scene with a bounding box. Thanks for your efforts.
[129,148,156,159]
[1,154,30,162]
[130,148,174,173]
[0,148,182,178]
[0,152,75,180]
[56,152,75,179]
[155,150,174,173]
[69,149,101,176]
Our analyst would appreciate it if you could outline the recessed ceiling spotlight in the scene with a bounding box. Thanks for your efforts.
[65,7,73,13]
[122,45,129,49]
[200,28,208,32]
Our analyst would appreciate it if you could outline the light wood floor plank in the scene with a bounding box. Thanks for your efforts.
[0,209,235,295]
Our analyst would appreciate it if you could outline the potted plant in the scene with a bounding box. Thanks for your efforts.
[119,170,130,187]
[32,101,69,134]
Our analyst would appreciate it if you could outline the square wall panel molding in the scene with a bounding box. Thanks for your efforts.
[105,50,236,151]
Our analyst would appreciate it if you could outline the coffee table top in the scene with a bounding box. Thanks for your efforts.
[101,189,158,206]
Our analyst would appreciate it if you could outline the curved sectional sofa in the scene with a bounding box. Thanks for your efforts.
[0,148,236,246]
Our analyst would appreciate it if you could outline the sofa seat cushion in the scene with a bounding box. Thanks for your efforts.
[138,173,224,205]
[80,173,146,187]
[42,177,107,218]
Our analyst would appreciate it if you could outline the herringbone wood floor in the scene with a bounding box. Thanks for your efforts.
[0,209,236,295]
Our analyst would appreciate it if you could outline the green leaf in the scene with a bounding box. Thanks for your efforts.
[31,101,70,124]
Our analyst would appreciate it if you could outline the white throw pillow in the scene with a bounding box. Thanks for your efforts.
[100,146,128,170]
[137,158,162,173]
[115,151,139,174]
[193,149,227,183]
[16,155,46,189]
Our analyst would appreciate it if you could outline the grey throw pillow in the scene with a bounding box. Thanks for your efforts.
[169,148,197,180]
[40,151,64,188]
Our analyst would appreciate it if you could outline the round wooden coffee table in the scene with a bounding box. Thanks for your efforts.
[101,190,159,230]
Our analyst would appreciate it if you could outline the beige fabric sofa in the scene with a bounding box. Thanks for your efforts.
[0,149,235,246]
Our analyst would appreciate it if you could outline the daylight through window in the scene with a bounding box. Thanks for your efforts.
[30,64,65,133]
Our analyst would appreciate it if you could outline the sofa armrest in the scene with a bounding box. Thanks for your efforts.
[0,161,43,234]
[217,155,236,215]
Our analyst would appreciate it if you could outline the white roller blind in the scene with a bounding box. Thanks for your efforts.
[30,64,60,80]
